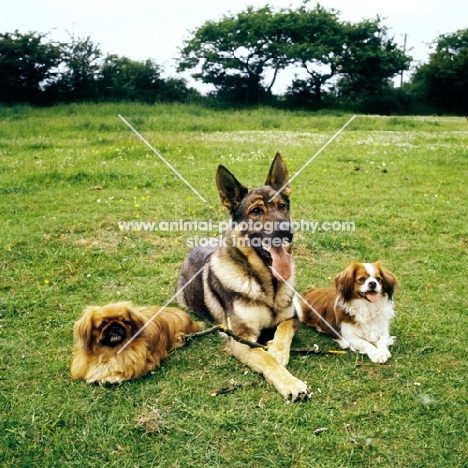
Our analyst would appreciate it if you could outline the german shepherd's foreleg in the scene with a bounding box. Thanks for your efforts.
[266,317,299,367]
[228,339,309,401]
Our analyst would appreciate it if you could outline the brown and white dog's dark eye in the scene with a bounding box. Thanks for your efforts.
[358,277,366,283]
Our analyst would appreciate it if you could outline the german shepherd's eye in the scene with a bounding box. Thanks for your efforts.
[278,202,287,210]
[250,206,263,215]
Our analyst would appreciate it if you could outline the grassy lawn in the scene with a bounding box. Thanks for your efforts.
[1,103,467,467]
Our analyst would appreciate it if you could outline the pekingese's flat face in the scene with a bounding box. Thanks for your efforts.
[79,303,145,350]
[93,314,132,347]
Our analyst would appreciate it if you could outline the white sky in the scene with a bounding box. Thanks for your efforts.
[2,0,467,93]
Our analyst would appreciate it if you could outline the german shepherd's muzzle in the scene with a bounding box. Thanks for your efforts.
[177,153,309,401]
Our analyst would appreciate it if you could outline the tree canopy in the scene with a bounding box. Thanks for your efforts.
[178,5,293,104]
[411,28,468,114]
[0,31,61,104]
[282,4,344,105]
[99,55,195,103]
[177,2,411,106]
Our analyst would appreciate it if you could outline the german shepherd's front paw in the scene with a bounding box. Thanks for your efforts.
[278,376,311,402]
[267,341,290,367]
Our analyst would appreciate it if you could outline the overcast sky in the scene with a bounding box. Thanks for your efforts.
[2,0,467,92]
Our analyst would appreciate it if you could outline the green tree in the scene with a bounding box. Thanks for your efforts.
[98,55,197,103]
[0,31,61,104]
[411,28,468,114]
[99,55,165,101]
[178,3,410,109]
[284,3,344,106]
[286,10,410,111]
[337,18,410,101]
[56,34,102,101]
[177,5,291,104]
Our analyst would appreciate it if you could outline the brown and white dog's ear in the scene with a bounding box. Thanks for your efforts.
[376,262,399,300]
[216,165,248,215]
[334,263,357,302]
[73,306,99,353]
[265,152,291,198]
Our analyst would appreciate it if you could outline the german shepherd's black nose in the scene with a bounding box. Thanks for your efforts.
[273,221,293,243]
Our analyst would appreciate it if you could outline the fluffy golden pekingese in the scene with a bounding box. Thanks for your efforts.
[71,301,203,384]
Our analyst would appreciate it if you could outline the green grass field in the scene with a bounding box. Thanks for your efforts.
[1,103,467,467]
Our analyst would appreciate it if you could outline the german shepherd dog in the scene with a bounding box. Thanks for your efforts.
[177,153,309,401]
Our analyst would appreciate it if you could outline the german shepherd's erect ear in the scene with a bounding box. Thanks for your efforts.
[216,153,291,214]
[216,165,249,214]
[265,152,291,198]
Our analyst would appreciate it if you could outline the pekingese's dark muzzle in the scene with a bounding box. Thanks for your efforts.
[100,322,128,347]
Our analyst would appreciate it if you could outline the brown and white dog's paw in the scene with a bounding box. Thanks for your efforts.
[367,347,391,364]
[387,335,396,346]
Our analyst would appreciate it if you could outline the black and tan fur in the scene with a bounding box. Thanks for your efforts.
[177,153,309,400]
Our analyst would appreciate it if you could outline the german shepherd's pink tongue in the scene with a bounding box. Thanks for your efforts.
[270,245,292,281]
[365,291,379,303]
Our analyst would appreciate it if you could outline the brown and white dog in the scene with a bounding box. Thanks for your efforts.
[298,262,398,363]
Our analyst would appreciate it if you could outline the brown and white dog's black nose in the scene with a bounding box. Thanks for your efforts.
[368,280,377,290]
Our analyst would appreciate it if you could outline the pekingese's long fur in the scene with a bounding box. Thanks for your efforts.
[71,302,203,384]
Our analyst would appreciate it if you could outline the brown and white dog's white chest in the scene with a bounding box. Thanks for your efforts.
[338,296,395,344]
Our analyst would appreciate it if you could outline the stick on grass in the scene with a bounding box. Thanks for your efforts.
[184,325,345,355]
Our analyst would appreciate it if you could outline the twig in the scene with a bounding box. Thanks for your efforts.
[291,347,347,355]
[184,324,266,349]
[219,326,267,349]
[211,381,259,397]
[313,427,329,435]
[184,325,221,341]
[184,325,346,355]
